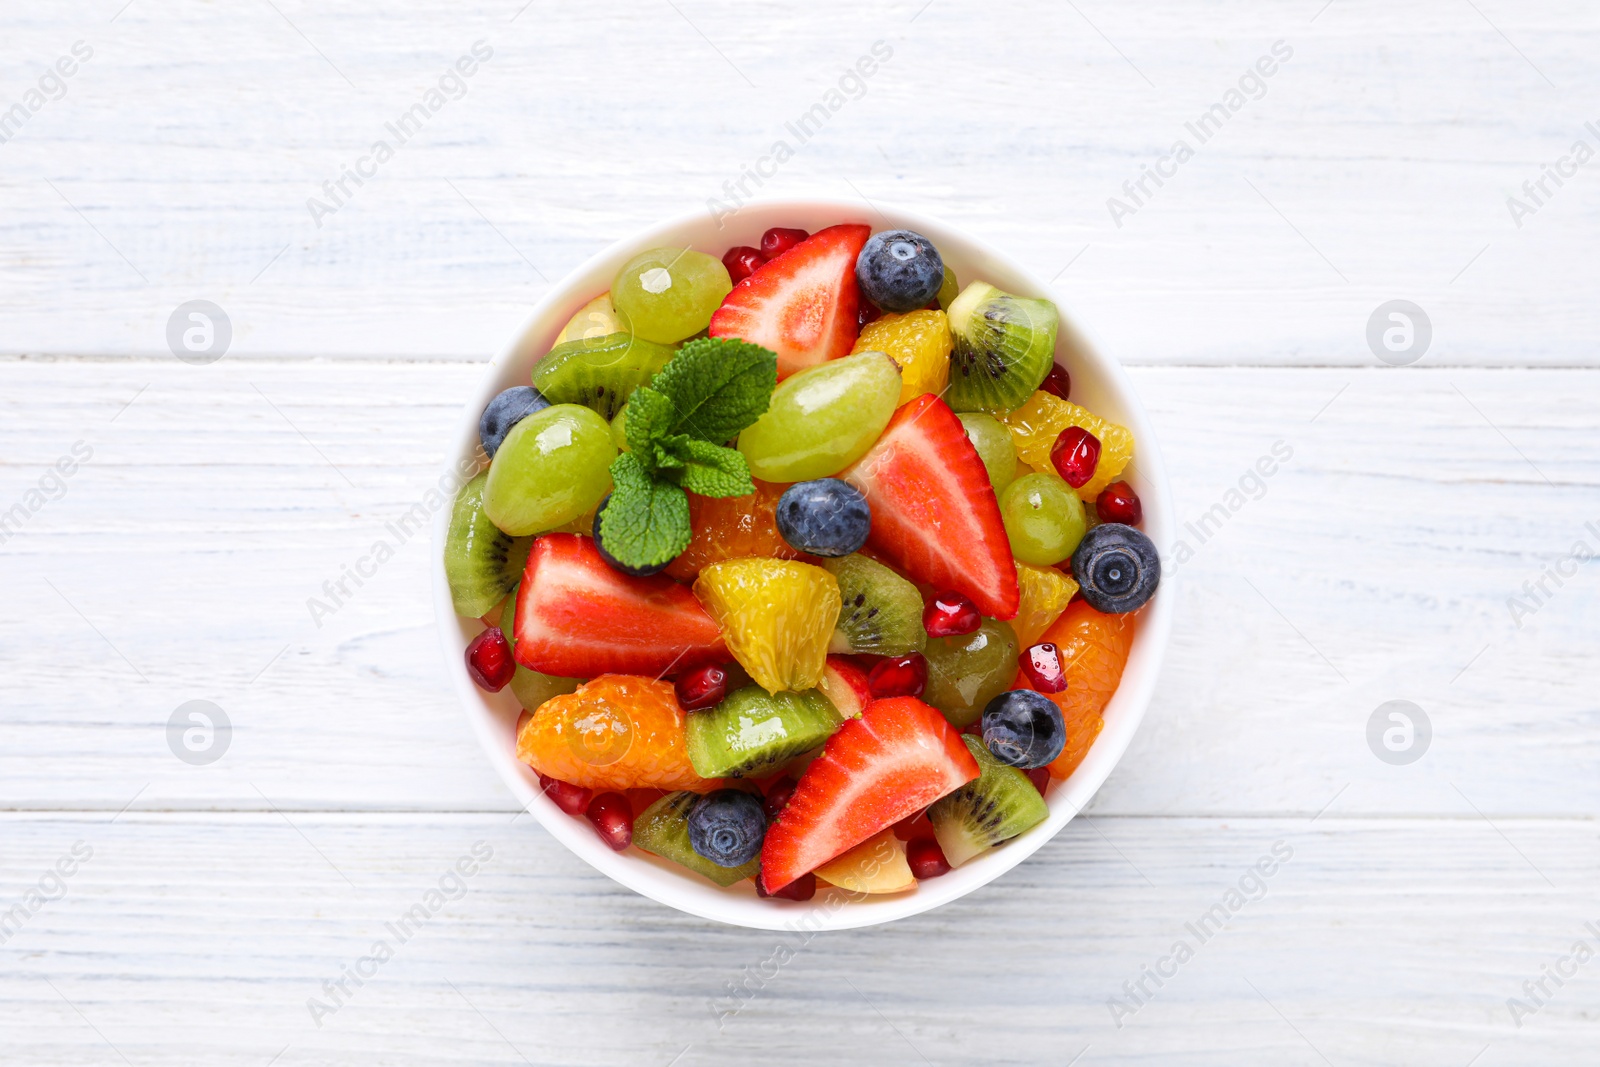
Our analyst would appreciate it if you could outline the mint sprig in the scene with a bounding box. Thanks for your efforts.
[598,337,778,569]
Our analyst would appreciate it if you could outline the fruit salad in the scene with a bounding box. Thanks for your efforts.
[445,221,1160,901]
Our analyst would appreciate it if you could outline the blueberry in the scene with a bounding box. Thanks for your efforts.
[981,690,1066,769]
[775,479,871,557]
[480,386,551,458]
[855,230,944,313]
[592,494,671,576]
[1071,523,1160,614]
[687,789,767,867]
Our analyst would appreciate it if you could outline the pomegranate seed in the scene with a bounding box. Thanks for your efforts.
[585,792,633,851]
[759,226,808,260]
[1018,642,1067,693]
[538,772,592,816]
[756,871,817,901]
[858,303,883,329]
[892,808,933,841]
[868,653,927,699]
[1026,767,1051,795]
[675,662,729,711]
[1040,363,1072,402]
[923,590,981,638]
[1050,426,1101,489]
[722,245,765,286]
[465,627,515,692]
[763,776,797,820]
[906,837,950,879]
[1096,480,1143,525]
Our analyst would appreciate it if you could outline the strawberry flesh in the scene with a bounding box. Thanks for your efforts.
[841,394,1020,619]
[514,534,727,678]
[759,696,979,893]
[709,223,870,379]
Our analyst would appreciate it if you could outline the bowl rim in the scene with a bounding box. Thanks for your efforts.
[432,196,1174,931]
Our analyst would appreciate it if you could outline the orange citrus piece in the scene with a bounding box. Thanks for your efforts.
[516,675,719,792]
[1011,562,1079,647]
[666,480,812,581]
[998,391,1134,500]
[852,309,952,406]
[693,558,841,693]
[1013,600,1134,779]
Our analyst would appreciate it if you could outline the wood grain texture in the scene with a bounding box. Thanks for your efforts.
[0,1,1598,364]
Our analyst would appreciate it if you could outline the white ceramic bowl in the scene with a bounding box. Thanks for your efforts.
[433,198,1173,931]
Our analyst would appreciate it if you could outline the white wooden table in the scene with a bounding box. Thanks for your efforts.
[3,2,1596,1064]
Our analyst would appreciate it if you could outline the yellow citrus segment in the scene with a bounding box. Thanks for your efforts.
[693,558,841,694]
[998,391,1134,500]
[516,675,719,792]
[814,829,915,893]
[852,309,952,406]
[1011,562,1080,647]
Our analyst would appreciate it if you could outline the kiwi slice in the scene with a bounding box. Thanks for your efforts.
[944,282,1060,414]
[497,586,581,711]
[823,554,927,656]
[634,791,761,887]
[686,686,843,778]
[445,471,533,618]
[929,735,1049,867]
[529,332,676,420]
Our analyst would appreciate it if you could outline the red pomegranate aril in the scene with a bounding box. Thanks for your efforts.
[868,653,927,699]
[1040,363,1072,402]
[675,662,729,711]
[538,772,593,816]
[722,245,765,286]
[585,792,633,851]
[1026,767,1051,795]
[1096,480,1143,526]
[892,808,933,841]
[923,590,981,638]
[1050,426,1101,489]
[759,226,808,260]
[906,837,950,879]
[1019,642,1067,693]
[755,871,817,901]
[858,303,883,329]
[465,627,516,692]
[763,776,797,821]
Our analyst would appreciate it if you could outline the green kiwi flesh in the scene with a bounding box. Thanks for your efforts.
[929,735,1049,867]
[685,686,843,778]
[823,554,926,656]
[445,471,533,618]
[944,282,1060,414]
[530,332,676,420]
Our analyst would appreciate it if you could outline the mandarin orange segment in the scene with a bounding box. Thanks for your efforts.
[515,675,719,792]
[1011,562,1080,647]
[852,309,952,406]
[665,480,811,581]
[1020,600,1134,779]
[693,558,841,694]
[998,391,1134,501]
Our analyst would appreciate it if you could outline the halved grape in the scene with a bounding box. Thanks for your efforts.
[611,248,731,344]
[923,617,1019,727]
[737,351,901,482]
[482,404,616,536]
[999,471,1087,565]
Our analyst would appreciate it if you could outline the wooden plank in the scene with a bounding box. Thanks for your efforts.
[1,359,1594,817]
[0,2,1597,364]
[0,813,1593,1065]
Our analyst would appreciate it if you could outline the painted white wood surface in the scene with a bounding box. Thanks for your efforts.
[2,0,1598,1064]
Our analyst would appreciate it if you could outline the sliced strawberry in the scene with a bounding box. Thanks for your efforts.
[818,655,872,720]
[708,223,869,378]
[840,394,1020,619]
[514,534,727,678]
[759,696,979,892]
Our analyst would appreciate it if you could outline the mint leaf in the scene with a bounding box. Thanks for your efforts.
[624,387,676,471]
[598,452,691,569]
[668,438,756,498]
[648,337,777,445]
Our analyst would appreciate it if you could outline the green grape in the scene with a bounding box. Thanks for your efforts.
[611,402,630,452]
[611,248,731,344]
[923,617,1019,727]
[999,471,1087,565]
[737,351,901,482]
[957,412,1017,492]
[483,404,615,535]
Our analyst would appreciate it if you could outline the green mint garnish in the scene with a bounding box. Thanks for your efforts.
[598,337,777,569]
